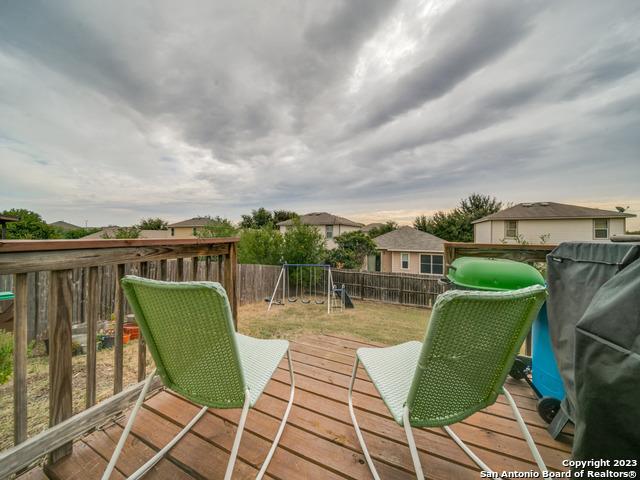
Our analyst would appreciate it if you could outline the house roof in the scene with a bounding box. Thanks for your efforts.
[277,212,364,227]
[82,228,172,239]
[374,226,445,252]
[50,221,81,231]
[361,222,384,233]
[473,202,636,224]
[167,217,214,228]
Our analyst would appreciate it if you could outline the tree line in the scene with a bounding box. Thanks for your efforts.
[1,193,502,269]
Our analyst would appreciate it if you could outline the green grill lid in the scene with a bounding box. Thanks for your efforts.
[447,257,544,291]
[0,291,15,301]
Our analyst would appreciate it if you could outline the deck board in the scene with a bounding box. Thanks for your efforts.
[35,334,571,479]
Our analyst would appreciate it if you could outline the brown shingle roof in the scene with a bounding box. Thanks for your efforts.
[167,217,214,228]
[49,221,81,231]
[82,228,172,239]
[361,222,384,233]
[277,212,364,227]
[473,202,636,223]
[374,226,444,252]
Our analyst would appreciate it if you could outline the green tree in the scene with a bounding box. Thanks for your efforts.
[197,217,239,238]
[137,217,168,230]
[282,220,326,264]
[239,208,274,229]
[366,221,398,238]
[237,227,283,265]
[328,231,377,269]
[414,194,502,242]
[1,208,56,239]
[272,210,298,224]
[60,227,101,239]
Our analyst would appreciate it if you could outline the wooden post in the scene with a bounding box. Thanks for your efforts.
[113,264,125,394]
[159,259,167,281]
[191,257,199,281]
[85,267,99,408]
[176,258,184,282]
[205,256,212,281]
[217,255,224,283]
[48,269,73,463]
[137,262,148,382]
[222,244,238,328]
[13,273,28,445]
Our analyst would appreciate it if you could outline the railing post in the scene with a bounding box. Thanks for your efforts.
[85,267,99,408]
[48,269,73,463]
[176,258,184,282]
[191,257,199,281]
[159,259,167,281]
[113,264,125,394]
[222,243,238,328]
[137,262,148,382]
[205,256,212,281]
[13,273,28,445]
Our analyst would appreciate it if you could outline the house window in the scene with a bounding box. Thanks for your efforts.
[326,225,333,239]
[593,219,609,239]
[505,220,518,239]
[192,227,197,236]
[420,254,444,275]
[401,253,409,269]
[170,228,175,236]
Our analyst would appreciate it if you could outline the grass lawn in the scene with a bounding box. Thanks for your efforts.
[0,299,429,450]
[239,299,430,345]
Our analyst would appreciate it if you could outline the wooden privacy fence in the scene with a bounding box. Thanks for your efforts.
[331,269,445,308]
[0,237,239,477]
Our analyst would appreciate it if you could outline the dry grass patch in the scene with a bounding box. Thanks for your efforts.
[238,299,430,345]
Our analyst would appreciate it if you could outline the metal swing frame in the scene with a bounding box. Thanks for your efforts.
[268,263,336,314]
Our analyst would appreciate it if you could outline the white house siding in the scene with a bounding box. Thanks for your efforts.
[474,218,626,244]
[278,224,361,249]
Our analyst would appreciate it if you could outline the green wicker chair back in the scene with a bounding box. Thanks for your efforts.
[407,285,546,427]
[121,276,246,408]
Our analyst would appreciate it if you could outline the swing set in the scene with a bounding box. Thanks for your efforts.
[267,263,346,314]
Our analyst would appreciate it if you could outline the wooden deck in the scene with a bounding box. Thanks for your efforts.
[32,334,571,479]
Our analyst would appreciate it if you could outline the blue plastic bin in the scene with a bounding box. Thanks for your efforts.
[532,303,565,400]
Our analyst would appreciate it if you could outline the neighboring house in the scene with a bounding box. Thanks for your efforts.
[367,226,445,276]
[167,217,213,237]
[82,227,172,239]
[49,221,81,231]
[361,223,384,234]
[473,202,635,244]
[277,212,364,249]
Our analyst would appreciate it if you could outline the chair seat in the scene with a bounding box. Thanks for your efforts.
[357,341,422,424]
[236,334,289,406]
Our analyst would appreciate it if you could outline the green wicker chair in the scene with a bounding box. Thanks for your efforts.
[348,285,547,479]
[102,276,295,480]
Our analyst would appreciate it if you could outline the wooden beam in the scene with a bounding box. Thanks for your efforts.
[113,264,125,394]
[223,243,238,328]
[85,267,99,409]
[205,256,212,281]
[176,257,184,282]
[0,377,162,478]
[13,273,28,445]
[159,259,167,281]
[443,242,556,268]
[48,269,74,464]
[0,243,231,275]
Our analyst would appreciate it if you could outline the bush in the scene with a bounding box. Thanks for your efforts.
[0,330,13,385]
[237,227,283,265]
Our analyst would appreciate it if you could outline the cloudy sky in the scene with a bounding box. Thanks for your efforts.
[1,0,639,229]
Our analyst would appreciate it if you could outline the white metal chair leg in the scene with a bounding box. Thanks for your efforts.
[102,369,157,480]
[402,407,425,479]
[347,358,381,480]
[255,348,295,479]
[442,425,494,475]
[127,405,208,480]
[224,390,251,480]
[502,387,547,472]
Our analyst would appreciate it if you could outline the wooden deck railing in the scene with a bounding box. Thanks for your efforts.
[0,237,239,477]
[443,242,556,268]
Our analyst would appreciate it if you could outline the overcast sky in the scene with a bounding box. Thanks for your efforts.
[1,0,639,229]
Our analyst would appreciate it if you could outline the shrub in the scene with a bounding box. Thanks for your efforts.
[0,330,13,385]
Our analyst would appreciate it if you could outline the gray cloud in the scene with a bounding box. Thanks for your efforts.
[0,0,639,229]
